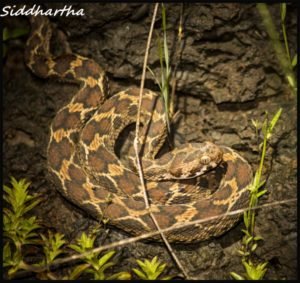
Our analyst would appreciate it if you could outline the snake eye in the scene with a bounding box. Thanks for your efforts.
[200,155,211,165]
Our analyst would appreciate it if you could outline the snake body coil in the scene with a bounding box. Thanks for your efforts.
[25,16,253,243]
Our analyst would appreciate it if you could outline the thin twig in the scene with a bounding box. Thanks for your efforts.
[134,3,158,209]
[11,198,296,276]
[133,3,189,278]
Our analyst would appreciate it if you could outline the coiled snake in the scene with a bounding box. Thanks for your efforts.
[25,16,253,243]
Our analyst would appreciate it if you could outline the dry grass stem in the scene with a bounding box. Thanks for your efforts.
[134,3,158,208]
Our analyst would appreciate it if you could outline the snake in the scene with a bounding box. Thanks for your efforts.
[24,16,253,243]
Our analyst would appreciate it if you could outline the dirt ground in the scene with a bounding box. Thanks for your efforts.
[3,3,297,280]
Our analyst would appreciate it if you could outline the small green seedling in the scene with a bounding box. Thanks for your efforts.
[68,230,131,280]
[132,256,172,280]
[231,260,268,280]
[40,231,66,265]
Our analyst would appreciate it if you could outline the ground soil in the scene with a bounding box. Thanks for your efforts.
[3,3,297,280]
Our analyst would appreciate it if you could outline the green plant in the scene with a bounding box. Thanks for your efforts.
[2,178,132,280]
[39,231,66,266]
[2,179,116,279]
[132,256,172,280]
[147,3,172,133]
[3,177,42,278]
[256,3,297,96]
[230,108,282,280]
[231,259,268,280]
[68,230,131,280]
[31,231,66,280]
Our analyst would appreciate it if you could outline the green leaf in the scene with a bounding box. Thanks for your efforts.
[268,108,282,134]
[237,250,245,256]
[69,244,85,254]
[54,233,66,247]
[143,259,152,273]
[4,184,12,196]
[158,35,164,75]
[230,272,245,280]
[68,263,90,280]
[98,261,115,273]
[85,267,105,280]
[23,198,42,214]
[3,242,12,265]
[254,235,264,241]
[150,256,159,270]
[107,271,132,280]
[251,243,258,252]
[163,27,169,73]
[261,116,268,137]
[132,268,147,279]
[237,250,250,257]
[241,229,251,237]
[286,74,297,89]
[68,244,85,253]
[251,119,259,130]
[157,262,166,273]
[98,250,116,267]
[258,179,266,189]
[291,54,297,68]
[245,236,253,245]
[162,275,173,280]
[250,172,259,192]
[20,217,40,236]
[256,189,267,198]
[147,66,162,90]
[48,249,63,263]
[136,259,146,269]
[259,261,268,270]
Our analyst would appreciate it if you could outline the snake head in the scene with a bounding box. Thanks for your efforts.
[168,141,223,179]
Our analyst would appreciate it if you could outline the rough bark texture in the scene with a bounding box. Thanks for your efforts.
[3,3,297,280]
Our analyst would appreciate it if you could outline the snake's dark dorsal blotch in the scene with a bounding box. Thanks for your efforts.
[25,16,253,243]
